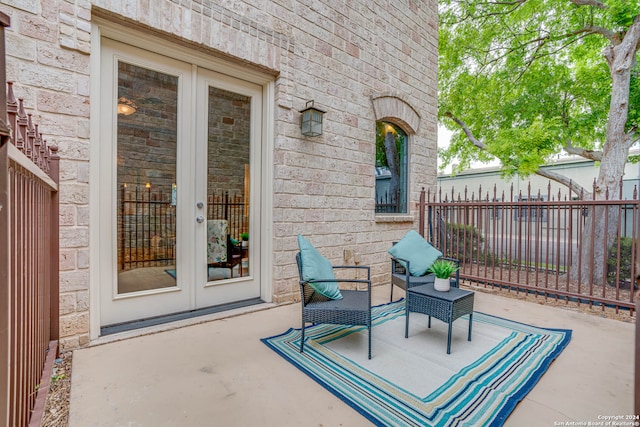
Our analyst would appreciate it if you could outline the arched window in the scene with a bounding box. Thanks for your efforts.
[375,121,408,213]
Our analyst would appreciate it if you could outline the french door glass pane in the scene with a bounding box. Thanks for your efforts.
[205,87,251,282]
[116,61,179,294]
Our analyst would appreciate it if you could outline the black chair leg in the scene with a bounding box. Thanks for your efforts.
[300,323,305,353]
[405,308,410,338]
[368,324,372,360]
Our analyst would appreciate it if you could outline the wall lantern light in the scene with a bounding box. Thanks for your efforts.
[299,100,325,137]
[117,96,137,116]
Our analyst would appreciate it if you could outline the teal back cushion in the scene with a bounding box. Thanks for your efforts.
[297,234,343,300]
[388,230,443,277]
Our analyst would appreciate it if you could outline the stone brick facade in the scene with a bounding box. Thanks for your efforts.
[2,0,438,351]
[206,86,251,196]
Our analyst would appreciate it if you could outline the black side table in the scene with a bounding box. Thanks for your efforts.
[405,283,474,354]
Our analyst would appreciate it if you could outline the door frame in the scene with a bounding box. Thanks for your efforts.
[97,39,195,326]
[89,20,275,339]
[193,68,263,308]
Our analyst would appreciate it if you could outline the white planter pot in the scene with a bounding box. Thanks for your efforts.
[434,277,450,292]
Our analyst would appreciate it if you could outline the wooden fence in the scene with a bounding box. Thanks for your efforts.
[0,13,60,427]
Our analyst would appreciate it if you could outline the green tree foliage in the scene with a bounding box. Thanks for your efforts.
[439,0,640,283]
[439,0,640,189]
[606,236,634,287]
[375,122,405,168]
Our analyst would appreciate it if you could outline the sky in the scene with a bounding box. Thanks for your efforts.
[437,125,499,174]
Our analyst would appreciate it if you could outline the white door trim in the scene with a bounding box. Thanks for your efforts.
[89,23,275,338]
[260,82,275,303]
[97,38,195,326]
[193,67,262,308]
[89,23,101,339]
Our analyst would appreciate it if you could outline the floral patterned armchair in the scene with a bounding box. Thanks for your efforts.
[207,220,228,264]
[207,219,243,277]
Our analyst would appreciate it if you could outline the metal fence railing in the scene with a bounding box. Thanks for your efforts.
[207,190,247,242]
[375,189,401,213]
[118,184,176,271]
[0,13,60,426]
[418,181,640,312]
[636,290,640,416]
[118,188,247,272]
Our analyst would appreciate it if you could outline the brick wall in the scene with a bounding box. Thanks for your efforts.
[3,0,438,350]
[206,86,250,196]
[117,61,179,195]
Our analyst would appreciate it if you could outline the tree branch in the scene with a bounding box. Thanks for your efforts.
[514,32,592,82]
[476,27,604,76]
[444,112,592,197]
[569,0,607,9]
[444,112,489,150]
[535,167,590,197]
[582,25,622,45]
[487,0,526,5]
[622,15,640,58]
[563,140,603,161]
[625,126,639,150]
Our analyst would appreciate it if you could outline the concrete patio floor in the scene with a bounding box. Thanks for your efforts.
[69,285,634,426]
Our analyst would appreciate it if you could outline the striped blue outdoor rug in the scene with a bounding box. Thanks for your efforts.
[261,300,571,427]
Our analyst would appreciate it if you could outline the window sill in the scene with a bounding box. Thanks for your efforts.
[375,214,415,223]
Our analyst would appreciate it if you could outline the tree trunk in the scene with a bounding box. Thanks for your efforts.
[573,20,639,283]
[384,131,401,203]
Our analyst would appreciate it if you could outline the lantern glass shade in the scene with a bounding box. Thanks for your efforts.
[300,101,325,136]
[117,97,137,116]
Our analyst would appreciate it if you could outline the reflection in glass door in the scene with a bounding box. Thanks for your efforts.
[204,87,251,282]
[100,38,263,327]
[116,62,179,295]
[194,70,262,309]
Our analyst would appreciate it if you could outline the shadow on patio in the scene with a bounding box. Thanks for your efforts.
[68,285,633,426]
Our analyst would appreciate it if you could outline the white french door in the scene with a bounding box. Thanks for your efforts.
[193,69,262,309]
[98,39,262,327]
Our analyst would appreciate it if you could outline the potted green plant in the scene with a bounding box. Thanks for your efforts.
[428,259,458,292]
[240,232,249,247]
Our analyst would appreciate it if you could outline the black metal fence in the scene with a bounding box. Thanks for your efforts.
[376,189,402,213]
[118,188,247,271]
[207,191,247,240]
[118,184,176,271]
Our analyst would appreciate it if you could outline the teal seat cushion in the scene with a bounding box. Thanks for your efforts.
[297,234,343,300]
[388,230,442,277]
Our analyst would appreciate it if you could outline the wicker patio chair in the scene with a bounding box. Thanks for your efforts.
[296,252,373,359]
[390,241,460,301]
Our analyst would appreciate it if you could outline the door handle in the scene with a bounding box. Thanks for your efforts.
[196,215,205,223]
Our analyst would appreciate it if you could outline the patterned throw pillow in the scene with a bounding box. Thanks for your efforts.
[388,230,442,277]
[297,234,343,300]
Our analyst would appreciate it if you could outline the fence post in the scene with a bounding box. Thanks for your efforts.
[0,13,8,146]
[0,136,9,427]
[0,12,8,144]
[636,189,640,416]
[636,290,640,416]
[49,146,60,342]
[0,11,11,426]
